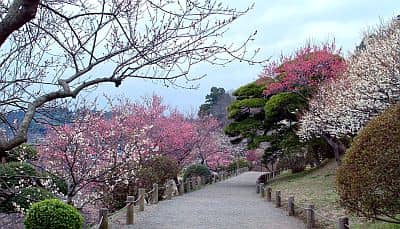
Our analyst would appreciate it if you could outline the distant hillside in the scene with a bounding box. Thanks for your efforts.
[2,108,74,143]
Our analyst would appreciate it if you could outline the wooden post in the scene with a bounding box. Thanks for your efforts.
[126,196,135,225]
[288,196,295,216]
[179,182,184,195]
[260,183,265,198]
[266,187,272,201]
[275,190,281,207]
[138,188,145,211]
[306,204,315,229]
[99,208,108,229]
[166,182,172,200]
[338,216,349,229]
[153,183,158,204]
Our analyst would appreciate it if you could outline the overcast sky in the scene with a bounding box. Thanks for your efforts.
[91,0,399,113]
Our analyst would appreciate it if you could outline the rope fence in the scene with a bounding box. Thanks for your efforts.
[94,167,249,228]
[256,171,350,229]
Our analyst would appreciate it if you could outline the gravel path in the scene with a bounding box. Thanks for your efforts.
[114,172,304,229]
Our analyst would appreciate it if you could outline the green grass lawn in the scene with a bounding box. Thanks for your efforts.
[267,159,400,229]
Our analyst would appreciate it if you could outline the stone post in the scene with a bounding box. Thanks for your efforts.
[338,216,349,229]
[126,196,135,225]
[266,187,272,201]
[288,196,295,216]
[275,190,281,207]
[306,204,315,229]
[153,183,159,204]
[99,208,108,229]
[260,183,265,198]
[138,188,145,211]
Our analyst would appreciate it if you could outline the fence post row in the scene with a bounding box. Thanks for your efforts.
[126,196,135,225]
[153,183,159,204]
[99,208,109,229]
[138,188,145,211]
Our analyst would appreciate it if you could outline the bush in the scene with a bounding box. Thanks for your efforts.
[336,104,400,223]
[103,155,179,210]
[305,137,334,166]
[183,164,211,182]
[41,173,68,195]
[3,187,54,213]
[0,162,37,188]
[24,199,83,229]
[227,159,249,172]
[6,144,38,162]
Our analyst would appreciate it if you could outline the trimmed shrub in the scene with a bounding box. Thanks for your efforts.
[3,187,54,213]
[24,199,83,229]
[183,164,211,182]
[336,104,400,223]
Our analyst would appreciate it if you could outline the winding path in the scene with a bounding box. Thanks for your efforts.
[120,172,304,229]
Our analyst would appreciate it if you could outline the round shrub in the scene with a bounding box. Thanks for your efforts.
[336,104,400,222]
[4,187,54,213]
[183,164,211,182]
[24,199,83,229]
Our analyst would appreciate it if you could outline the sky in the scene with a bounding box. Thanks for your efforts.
[91,0,399,113]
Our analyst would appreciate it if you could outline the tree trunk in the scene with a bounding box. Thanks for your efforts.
[322,134,342,165]
[0,0,40,47]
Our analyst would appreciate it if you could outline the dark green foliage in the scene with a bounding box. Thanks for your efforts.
[233,82,265,99]
[336,104,400,223]
[264,92,307,127]
[224,118,263,137]
[305,138,334,166]
[6,144,38,162]
[183,164,211,182]
[24,199,83,229]
[227,159,249,172]
[2,187,54,213]
[227,98,266,119]
[248,135,271,149]
[0,162,37,188]
[45,173,68,195]
[198,87,227,117]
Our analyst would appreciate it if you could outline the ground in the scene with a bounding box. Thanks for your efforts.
[109,172,304,229]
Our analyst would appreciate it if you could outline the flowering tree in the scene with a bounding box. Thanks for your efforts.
[0,0,262,160]
[298,18,400,158]
[38,110,155,207]
[259,42,347,96]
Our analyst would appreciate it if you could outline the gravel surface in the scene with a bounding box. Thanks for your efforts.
[113,172,305,229]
